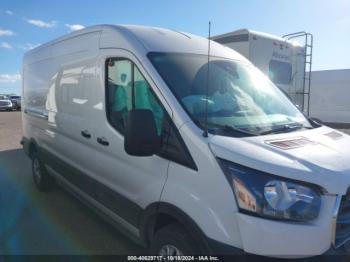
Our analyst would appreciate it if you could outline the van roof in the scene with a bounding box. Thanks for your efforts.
[23,24,249,64]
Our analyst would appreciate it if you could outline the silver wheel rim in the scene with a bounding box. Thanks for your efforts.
[33,158,42,183]
[158,244,183,256]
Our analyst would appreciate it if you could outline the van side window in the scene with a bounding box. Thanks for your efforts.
[106,58,164,136]
[106,58,197,170]
[106,59,132,133]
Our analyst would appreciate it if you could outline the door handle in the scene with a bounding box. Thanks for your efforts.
[81,130,91,139]
[97,137,109,146]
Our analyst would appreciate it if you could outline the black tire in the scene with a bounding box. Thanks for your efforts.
[31,150,54,191]
[150,224,199,255]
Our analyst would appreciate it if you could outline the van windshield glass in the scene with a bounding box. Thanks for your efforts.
[148,52,311,136]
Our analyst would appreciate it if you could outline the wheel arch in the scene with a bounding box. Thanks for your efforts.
[29,138,40,158]
[139,202,211,253]
[21,136,39,159]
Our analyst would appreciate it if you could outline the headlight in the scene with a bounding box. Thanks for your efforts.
[217,158,322,222]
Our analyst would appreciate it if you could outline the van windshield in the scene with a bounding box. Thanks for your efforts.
[148,52,311,136]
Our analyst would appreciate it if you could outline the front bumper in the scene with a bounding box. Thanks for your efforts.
[0,105,13,110]
[234,195,337,257]
[207,195,349,259]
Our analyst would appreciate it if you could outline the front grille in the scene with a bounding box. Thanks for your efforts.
[335,196,350,248]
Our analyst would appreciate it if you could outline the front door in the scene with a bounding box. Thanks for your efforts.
[92,49,171,228]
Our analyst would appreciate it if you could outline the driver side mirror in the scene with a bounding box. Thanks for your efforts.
[124,109,160,156]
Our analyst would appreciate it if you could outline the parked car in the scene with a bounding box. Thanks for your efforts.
[9,95,21,111]
[21,25,350,257]
[0,95,13,111]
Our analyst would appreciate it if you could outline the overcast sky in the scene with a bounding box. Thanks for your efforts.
[1,0,349,95]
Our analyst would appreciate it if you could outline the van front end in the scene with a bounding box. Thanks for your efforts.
[206,124,350,257]
[149,50,350,258]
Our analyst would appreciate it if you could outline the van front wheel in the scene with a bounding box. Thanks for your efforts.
[150,224,198,255]
[32,151,54,191]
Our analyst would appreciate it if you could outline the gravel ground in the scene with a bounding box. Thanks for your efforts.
[0,111,23,151]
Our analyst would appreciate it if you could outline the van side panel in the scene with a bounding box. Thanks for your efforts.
[22,32,131,226]
[22,31,101,144]
[23,32,170,239]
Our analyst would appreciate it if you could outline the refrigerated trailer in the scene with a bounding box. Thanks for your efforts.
[212,29,313,115]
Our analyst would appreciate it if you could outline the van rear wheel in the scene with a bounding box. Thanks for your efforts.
[32,150,54,191]
[150,224,198,255]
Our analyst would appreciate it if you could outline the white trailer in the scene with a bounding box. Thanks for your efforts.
[310,69,350,124]
[212,29,312,114]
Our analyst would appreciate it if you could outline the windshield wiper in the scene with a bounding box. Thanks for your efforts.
[259,123,312,135]
[216,125,259,137]
[193,120,257,137]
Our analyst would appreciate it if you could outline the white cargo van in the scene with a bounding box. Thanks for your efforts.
[22,25,350,257]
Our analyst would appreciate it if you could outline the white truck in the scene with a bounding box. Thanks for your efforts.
[0,95,13,111]
[212,29,312,115]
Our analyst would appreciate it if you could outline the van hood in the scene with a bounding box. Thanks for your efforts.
[209,126,350,194]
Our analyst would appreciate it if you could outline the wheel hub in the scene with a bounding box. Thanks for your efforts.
[158,244,183,256]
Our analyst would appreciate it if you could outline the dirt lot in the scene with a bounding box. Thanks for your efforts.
[0,111,23,151]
